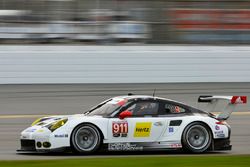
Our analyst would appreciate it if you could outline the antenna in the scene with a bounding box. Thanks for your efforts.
[153,89,156,97]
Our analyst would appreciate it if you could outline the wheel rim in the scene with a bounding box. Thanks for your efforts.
[186,125,209,150]
[74,126,99,151]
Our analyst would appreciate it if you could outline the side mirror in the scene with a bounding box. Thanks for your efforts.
[119,110,132,119]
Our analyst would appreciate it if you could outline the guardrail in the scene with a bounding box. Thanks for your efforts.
[0,45,250,84]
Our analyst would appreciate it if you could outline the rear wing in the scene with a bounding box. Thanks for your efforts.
[198,95,247,120]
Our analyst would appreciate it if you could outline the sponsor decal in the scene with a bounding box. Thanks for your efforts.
[54,134,68,138]
[170,143,182,148]
[37,129,44,132]
[134,122,152,137]
[215,125,220,130]
[168,127,174,133]
[108,143,143,151]
[217,134,225,138]
[215,130,225,138]
[112,121,128,137]
[154,122,163,126]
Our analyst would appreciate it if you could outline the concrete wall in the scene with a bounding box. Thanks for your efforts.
[0,45,250,84]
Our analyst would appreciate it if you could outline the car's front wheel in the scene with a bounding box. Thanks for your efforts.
[182,122,212,153]
[71,124,101,154]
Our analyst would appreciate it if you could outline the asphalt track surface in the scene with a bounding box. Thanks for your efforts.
[0,83,249,160]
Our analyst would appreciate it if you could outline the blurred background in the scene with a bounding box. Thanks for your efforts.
[1,1,250,159]
[2,0,250,44]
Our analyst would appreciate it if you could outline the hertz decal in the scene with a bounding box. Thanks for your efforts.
[134,122,152,137]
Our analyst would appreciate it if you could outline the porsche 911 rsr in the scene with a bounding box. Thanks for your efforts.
[18,95,247,154]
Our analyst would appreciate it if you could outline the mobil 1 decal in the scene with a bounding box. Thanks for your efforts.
[112,121,128,137]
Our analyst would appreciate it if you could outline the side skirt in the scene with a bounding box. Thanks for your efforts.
[101,141,182,152]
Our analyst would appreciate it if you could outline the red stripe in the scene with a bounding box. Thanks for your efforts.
[231,96,247,104]
[117,100,127,106]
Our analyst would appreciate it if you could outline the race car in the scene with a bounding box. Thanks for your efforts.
[18,94,247,154]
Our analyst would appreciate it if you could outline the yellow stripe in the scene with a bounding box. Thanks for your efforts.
[0,112,250,119]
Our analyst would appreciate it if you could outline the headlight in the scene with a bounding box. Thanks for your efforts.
[47,119,68,132]
[31,117,50,126]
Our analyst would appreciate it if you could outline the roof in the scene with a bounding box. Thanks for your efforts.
[113,95,186,105]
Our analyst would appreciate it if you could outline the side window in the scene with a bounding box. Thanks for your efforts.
[164,103,186,114]
[126,101,159,116]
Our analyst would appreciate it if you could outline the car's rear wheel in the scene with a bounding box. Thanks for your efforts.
[182,122,212,153]
[71,124,101,154]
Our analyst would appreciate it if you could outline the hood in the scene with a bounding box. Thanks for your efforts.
[31,115,72,126]
[31,114,103,127]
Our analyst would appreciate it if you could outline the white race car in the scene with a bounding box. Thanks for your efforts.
[18,95,247,154]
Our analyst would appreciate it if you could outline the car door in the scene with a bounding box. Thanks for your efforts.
[157,100,190,141]
[107,100,168,143]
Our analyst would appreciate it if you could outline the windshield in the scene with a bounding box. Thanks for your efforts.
[85,98,127,116]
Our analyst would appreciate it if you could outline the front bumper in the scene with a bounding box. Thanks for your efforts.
[20,139,36,151]
[18,139,71,153]
[213,138,232,151]
[19,126,70,152]
[20,126,52,151]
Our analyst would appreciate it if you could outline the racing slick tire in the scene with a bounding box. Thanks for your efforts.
[182,122,212,153]
[71,124,101,154]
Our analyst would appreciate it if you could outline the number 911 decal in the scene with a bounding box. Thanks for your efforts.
[112,121,128,137]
